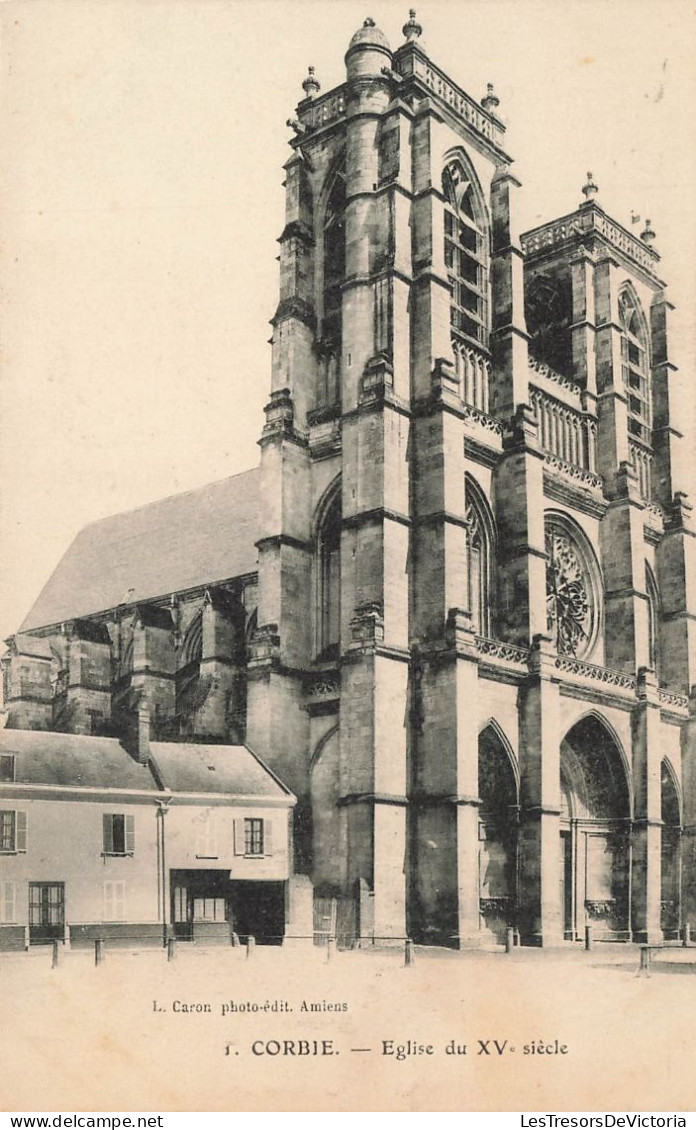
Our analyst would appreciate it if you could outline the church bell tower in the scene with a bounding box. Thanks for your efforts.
[247,11,696,950]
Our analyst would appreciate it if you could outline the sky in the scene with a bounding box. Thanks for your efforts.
[1,0,695,644]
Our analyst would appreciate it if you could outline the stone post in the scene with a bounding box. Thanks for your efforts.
[680,688,696,937]
[631,667,664,945]
[519,634,563,946]
[489,168,530,419]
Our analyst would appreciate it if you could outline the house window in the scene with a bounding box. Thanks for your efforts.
[245,818,264,856]
[0,810,26,853]
[443,160,489,349]
[234,817,273,858]
[0,755,15,782]
[0,881,16,923]
[102,813,135,856]
[192,897,226,922]
[103,880,126,922]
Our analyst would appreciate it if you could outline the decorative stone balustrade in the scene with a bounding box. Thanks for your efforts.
[521,213,583,256]
[461,403,503,440]
[475,637,529,670]
[396,54,505,145]
[529,356,582,399]
[644,500,664,523]
[298,88,346,131]
[555,655,637,693]
[473,644,683,709]
[521,205,660,275]
[453,338,490,413]
[530,388,597,473]
[658,689,689,714]
[306,673,340,698]
[543,453,603,492]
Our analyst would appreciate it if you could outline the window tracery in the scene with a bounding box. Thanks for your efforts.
[443,159,489,348]
[545,517,600,660]
[619,289,651,447]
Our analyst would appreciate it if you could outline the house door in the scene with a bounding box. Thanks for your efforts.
[29,882,65,944]
[171,871,235,941]
[172,884,193,940]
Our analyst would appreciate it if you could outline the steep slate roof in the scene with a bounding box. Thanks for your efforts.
[0,728,292,800]
[20,467,260,632]
[150,742,291,799]
[0,729,158,791]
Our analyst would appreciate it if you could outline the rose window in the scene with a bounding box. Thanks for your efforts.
[545,527,592,657]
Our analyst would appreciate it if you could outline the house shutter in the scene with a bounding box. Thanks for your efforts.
[1,881,15,923]
[233,818,245,855]
[124,814,135,854]
[263,819,273,856]
[103,814,113,854]
[15,811,27,853]
[207,813,218,858]
[104,880,125,921]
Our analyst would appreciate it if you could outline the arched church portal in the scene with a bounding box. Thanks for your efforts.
[560,715,631,941]
[661,759,682,939]
[478,724,519,942]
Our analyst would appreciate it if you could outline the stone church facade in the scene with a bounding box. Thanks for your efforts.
[3,14,695,948]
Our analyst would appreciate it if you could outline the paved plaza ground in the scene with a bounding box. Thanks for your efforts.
[2,941,695,1112]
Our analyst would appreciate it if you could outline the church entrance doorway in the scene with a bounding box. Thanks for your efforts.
[660,760,682,939]
[560,715,631,941]
[478,724,519,943]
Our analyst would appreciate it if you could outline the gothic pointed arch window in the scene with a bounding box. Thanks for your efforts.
[443,158,489,349]
[322,163,346,351]
[316,484,342,659]
[619,289,651,446]
[645,563,660,675]
[466,476,495,637]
